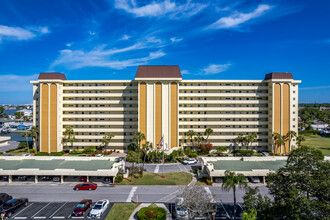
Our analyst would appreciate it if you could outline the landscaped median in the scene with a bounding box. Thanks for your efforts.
[105,203,139,220]
[118,172,192,185]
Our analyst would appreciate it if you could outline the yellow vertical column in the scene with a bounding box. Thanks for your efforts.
[170,82,178,148]
[155,82,162,147]
[139,82,147,145]
[282,84,290,154]
[41,84,49,152]
[274,83,281,154]
[50,84,58,152]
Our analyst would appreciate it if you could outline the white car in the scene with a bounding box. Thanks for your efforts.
[182,158,197,165]
[21,153,31,157]
[175,197,188,220]
[89,199,109,218]
[96,154,104,157]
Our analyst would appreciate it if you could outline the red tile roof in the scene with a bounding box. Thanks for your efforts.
[264,72,293,80]
[135,65,182,79]
[38,73,67,80]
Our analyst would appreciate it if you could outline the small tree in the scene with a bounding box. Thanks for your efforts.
[296,134,306,147]
[272,132,284,154]
[64,126,76,151]
[142,141,152,174]
[186,130,196,148]
[194,133,204,149]
[126,150,139,181]
[236,134,246,149]
[176,186,213,219]
[134,131,146,164]
[29,126,39,152]
[22,132,30,154]
[14,111,24,119]
[246,133,257,149]
[222,171,248,220]
[204,128,214,142]
[101,132,115,151]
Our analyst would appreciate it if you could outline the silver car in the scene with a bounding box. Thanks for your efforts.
[88,199,109,218]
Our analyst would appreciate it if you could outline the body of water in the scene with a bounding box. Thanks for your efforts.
[0,132,32,142]
[4,109,18,115]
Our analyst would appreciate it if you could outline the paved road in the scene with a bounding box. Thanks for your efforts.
[0,141,19,153]
[0,185,270,204]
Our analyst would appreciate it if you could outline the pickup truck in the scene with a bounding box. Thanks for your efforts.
[0,198,28,218]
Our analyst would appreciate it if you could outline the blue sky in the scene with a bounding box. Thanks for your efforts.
[0,0,329,104]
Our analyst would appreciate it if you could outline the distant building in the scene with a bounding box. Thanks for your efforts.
[0,118,15,129]
[17,109,33,117]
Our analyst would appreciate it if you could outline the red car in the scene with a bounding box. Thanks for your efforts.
[79,176,87,182]
[74,182,98,191]
[72,199,92,216]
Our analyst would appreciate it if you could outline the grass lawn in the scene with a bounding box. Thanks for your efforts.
[105,203,139,220]
[301,135,330,156]
[118,172,192,185]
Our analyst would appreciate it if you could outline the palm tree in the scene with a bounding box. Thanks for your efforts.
[222,171,248,220]
[246,133,257,149]
[101,132,115,152]
[29,126,39,152]
[296,134,306,147]
[235,134,245,149]
[142,141,152,174]
[134,131,146,164]
[194,133,204,149]
[272,132,284,154]
[285,130,297,151]
[204,128,213,142]
[186,130,196,148]
[22,132,30,154]
[64,126,76,151]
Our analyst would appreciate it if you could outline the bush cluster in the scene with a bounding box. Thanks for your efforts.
[115,174,123,183]
[233,149,254,156]
[137,207,166,220]
[198,142,213,155]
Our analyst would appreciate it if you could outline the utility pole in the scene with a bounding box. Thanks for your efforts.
[162,143,167,178]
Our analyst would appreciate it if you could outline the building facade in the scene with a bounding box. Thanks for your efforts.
[31,65,300,154]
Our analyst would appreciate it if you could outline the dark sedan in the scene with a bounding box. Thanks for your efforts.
[72,199,92,216]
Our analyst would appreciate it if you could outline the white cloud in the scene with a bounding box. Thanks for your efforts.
[89,31,96,36]
[66,43,73,47]
[170,37,183,43]
[0,74,38,92]
[121,34,131,40]
[114,0,207,19]
[181,70,190,75]
[0,25,49,42]
[201,63,231,75]
[51,42,166,70]
[207,4,272,29]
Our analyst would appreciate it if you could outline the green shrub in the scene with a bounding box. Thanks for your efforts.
[206,179,213,185]
[217,146,228,153]
[137,207,166,220]
[35,152,49,156]
[30,148,36,153]
[299,130,320,135]
[71,150,84,154]
[50,151,65,156]
[188,152,197,157]
[83,146,96,154]
[233,150,254,156]
[176,158,184,163]
[115,174,123,183]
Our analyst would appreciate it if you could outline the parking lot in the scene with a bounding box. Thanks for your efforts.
[6,202,113,219]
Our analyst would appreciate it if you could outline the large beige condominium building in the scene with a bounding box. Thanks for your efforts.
[31,65,300,154]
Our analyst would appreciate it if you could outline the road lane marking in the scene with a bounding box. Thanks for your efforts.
[154,165,159,173]
[49,202,67,219]
[33,217,46,219]
[52,217,65,219]
[12,203,34,218]
[32,203,50,218]
[126,186,138,202]
[177,164,183,172]
[204,187,215,203]
[14,217,27,219]
[156,190,179,203]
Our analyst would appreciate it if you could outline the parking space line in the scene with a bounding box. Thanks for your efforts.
[14,217,27,219]
[52,217,65,219]
[33,217,46,219]
[126,186,138,202]
[49,202,67,219]
[12,203,34,218]
[154,165,159,173]
[32,203,50,218]
[177,164,183,172]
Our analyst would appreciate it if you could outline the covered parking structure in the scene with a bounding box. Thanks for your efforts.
[0,156,125,184]
[200,156,287,184]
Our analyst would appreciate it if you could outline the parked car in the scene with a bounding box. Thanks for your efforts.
[213,177,223,183]
[74,182,98,191]
[41,176,52,181]
[2,176,9,181]
[18,176,27,181]
[53,177,60,182]
[96,154,104,157]
[175,197,188,220]
[102,177,113,185]
[21,153,31,157]
[249,177,261,183]
[182,158,197,165]
[261,152,270,157]
[79,176,87,182]
[72,199,92,217]
[0,198,28,218]
[88,199,109,218]
[0,193,12,206]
